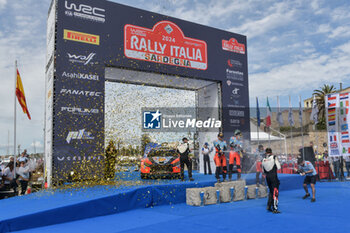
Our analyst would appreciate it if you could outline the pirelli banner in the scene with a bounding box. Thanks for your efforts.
[325,93,350,157]
[47,0,249,184]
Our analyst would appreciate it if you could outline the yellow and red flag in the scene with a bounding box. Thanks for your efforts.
[16,69,31,120]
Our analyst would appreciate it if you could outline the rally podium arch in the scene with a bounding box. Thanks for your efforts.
[45,0,250,186]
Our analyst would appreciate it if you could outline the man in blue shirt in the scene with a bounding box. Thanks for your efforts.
[296,159,317,202]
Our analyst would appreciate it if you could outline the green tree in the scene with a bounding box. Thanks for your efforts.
[313,84,336,129]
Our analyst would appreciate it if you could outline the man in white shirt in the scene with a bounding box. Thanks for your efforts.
[0,161,17,193]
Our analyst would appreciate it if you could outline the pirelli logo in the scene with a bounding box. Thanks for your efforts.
[63,29,100,45]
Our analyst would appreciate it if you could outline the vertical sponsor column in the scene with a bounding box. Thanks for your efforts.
[221,37,250,139]
[51,0,106,182]
[44,0,56,186]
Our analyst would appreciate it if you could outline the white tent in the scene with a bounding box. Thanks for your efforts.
[249,121,287,154]
[250,121,283,141]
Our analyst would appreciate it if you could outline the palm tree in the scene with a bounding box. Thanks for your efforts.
[313,84,336,129]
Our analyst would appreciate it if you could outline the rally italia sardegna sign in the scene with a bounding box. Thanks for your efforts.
[45,0,249,184]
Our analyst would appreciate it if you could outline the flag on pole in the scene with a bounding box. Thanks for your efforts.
[256,97,260,127]
[266,97,271,127]
[288,96,294,126]
[16,69,31,120]
[310,95,318,125]
[276,96,284,126]
[298,96,303,125]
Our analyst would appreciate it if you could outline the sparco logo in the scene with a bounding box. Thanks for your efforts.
[62,72,99,81]
[65,1,105,23]
[61,107,99,115]
[66,129,95,143]
[60,89,102,97]
[67,53,96,65]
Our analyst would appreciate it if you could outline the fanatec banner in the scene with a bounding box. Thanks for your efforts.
[46,0,250,184]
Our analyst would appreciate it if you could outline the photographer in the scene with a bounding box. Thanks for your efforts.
[177,137,194,181]
[296,158,317,202]
[262,148,281,214]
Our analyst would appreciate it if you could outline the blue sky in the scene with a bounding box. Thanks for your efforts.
[0,0,350,154]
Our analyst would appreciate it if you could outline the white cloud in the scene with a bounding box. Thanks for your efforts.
[228,2,296,38]
[250,41,350,98]
[317,24,331,33]
[30,141,43,149]
[329,25,350,38]
[0,0,6,9]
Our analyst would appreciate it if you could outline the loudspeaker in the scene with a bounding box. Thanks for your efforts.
[299,147,315,164]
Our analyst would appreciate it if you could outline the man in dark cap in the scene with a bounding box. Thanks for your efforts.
[262,148,281,214]
[177,137,194,181]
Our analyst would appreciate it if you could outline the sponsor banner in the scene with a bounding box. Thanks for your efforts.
[226,69,244,82]
[339,92,350,156]
[61,106,99,115]
[63,29,100,45]
[222,38,245,54]
[65,52,97,66]
[227,59,243,69]
[59,88,102,97]
[64,0,105,23]
[124,21,207,70]
[61,71,100,81]
[326,94,341,156]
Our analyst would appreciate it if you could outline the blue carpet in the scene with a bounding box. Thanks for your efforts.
[11,181,350,233]
[0,172,303,232]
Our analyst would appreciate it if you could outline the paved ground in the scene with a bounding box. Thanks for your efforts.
[13,181,350,233]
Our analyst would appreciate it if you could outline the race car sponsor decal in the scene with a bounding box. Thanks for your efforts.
[124,21,207,70]
[222,38,245,54]
[64,29,100,45]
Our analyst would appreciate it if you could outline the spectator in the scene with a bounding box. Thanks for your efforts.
[332,156,341,180]
[17,161,30,195]
[18,152,28,163]
[201,143,212,175]
[255,144,265,186]
[23,149,29,158]
[0,162,17,193]
[345,156,350,178]
[323,151,329,162]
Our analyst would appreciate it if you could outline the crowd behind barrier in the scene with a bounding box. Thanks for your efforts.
[0,150,43,199]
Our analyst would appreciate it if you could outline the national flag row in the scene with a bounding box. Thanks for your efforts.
[256,95,318,128]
